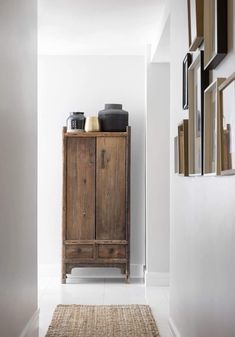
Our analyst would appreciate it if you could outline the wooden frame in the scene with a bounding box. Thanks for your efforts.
[183,53,192,110]
[188,51,209,176]
[204,78,225,176]
[204,0,228,70]
[178,120,189,176]
[188,0,204,51]
[174,136,179,173]
[219,73,235,175]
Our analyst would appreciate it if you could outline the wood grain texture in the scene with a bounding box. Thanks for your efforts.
[65,245,94,259]
[98,245,126,259]
[65,131,128,138]
[64,258,127,264]
[62,127,131,282]
[65,240,128,245]
[96,137,126,240]
[66,137,96,240]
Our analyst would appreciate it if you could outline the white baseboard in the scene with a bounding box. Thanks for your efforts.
[19,309,40,337]
[130,264,145,278]
[38,263,144,279]
[145,271,169,286]
[169,317,181,337]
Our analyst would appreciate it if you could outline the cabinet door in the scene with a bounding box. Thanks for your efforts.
[96,137,126,240]
[66,138,95,240]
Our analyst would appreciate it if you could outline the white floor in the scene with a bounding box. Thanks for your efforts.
[38,277,170,337]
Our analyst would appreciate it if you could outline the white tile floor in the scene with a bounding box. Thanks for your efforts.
[38,277,170,337]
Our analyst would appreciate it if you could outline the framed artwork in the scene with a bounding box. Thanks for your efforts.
[178,120,189,176]
[188,51,209,176]
[188,0,204,51]
[204,0,228,70]
[204,78,225,176]
[219,73,235,175]
[182,53,192,110]
[174,136,179,173]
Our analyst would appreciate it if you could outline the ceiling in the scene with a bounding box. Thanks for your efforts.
[38,0,166,55]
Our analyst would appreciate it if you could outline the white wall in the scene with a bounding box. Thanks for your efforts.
[38,55,145,278]
[170,0,235,336]
[0,1,38,337]
[146,60,170,286]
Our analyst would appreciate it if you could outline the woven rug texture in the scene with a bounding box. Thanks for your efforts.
[45,304,160,337]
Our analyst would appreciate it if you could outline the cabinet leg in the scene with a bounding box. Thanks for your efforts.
[61,274,67,284]
[62,264,67,284]
[125,265,130,283]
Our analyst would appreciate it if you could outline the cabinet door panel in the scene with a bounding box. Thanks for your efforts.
[66,138,95,240]
[96,137,126,240]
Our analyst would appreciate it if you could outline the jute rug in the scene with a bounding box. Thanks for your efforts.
[45,304,160,337]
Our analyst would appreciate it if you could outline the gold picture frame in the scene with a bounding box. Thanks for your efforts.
[204,78,225,176]
[219,73,235,175]
[188,0,204,51]
[178,120,189,176]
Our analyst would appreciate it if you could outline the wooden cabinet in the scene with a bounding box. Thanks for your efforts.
[62,127,130,283]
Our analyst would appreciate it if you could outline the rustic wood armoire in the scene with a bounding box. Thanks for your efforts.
[62,126,130,283]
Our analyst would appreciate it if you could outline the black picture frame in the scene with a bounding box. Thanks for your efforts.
[204,0,228,70]
[182,53,192,110]
[188,50,210,176]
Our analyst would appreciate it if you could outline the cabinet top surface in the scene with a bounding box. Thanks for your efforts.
[63,126,130,137]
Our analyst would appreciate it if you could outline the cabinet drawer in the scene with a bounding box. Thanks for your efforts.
[98,245,126,259]
[65,245,94,259]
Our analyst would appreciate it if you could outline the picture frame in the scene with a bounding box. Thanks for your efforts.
[188,51,209,176]
[182,53,192,110]
[188,0,204,51]
[204,0,228,70]
[218,73,235,175]
[204,78,225,176]
[174,136,179,174]
[178,120,189,176]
